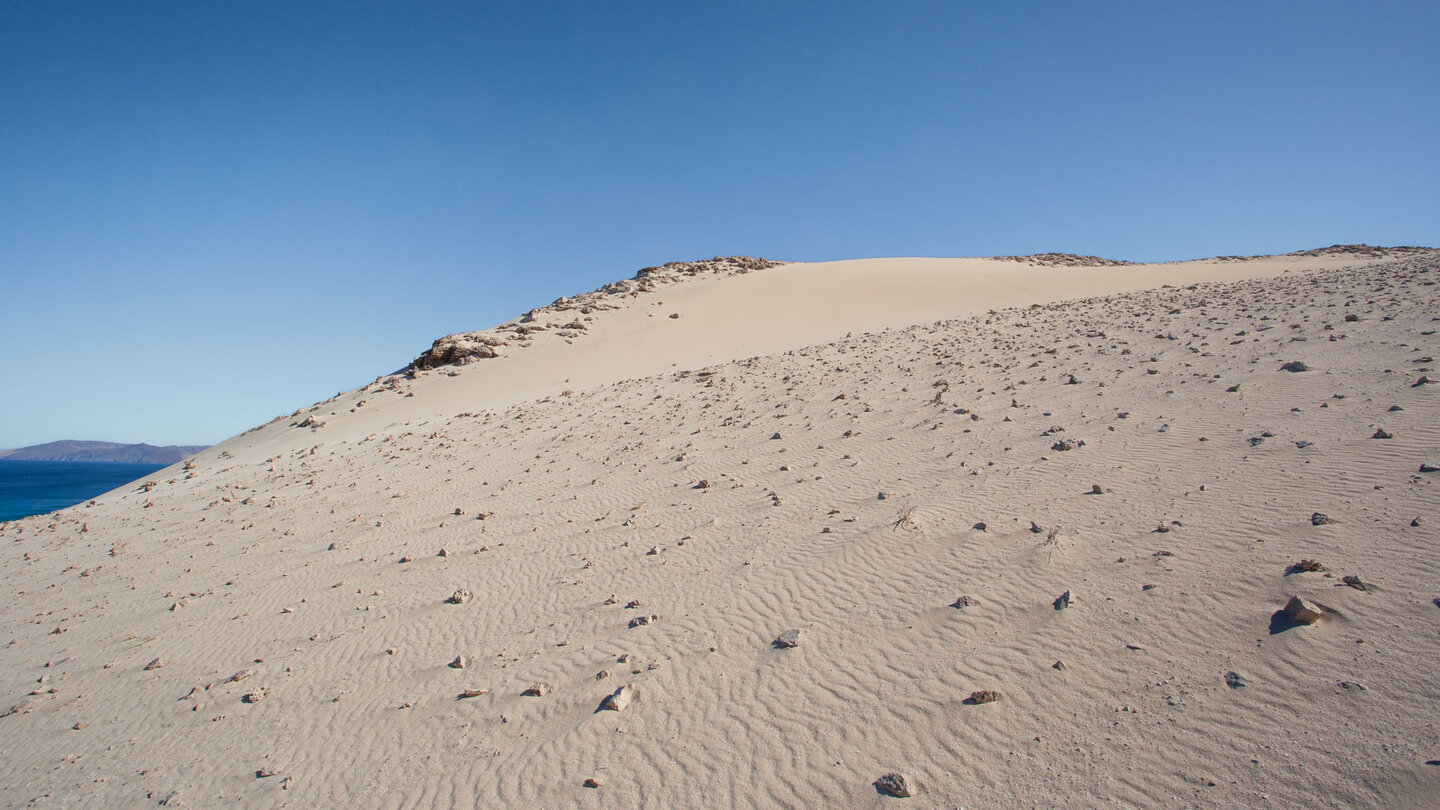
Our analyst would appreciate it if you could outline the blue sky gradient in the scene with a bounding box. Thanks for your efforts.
[2,1,1437,447]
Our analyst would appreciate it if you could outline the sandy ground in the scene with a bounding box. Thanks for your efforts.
[2,250,1437,809]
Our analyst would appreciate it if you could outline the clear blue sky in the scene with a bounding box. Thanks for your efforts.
[2,1,1437,448]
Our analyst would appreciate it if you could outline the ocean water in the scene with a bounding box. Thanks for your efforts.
[0,460,169,523]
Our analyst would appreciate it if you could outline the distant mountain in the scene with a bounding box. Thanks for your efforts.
[0,441,208,464]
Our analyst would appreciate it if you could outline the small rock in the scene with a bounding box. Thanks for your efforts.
[1412,517,1423,527]
[459,688,488,699]
[1413,375,1434,387]
[449,656,467,669]
[968,690,1002,704]
[599,683,638,712]
[1340,575,1368,591]
[143,657,165,671]
[1053,590,1072,610]
[874,772,913,798]
[1420,462,1440,473]
[399,555,414,564]
[772,629,802,648]
[1052,660,1066,671]
[1090,484,1105,495]
[583,777,604,788]
[522,683,550,697]
[1292,559,1326,572]
[1311,512,1332,526]
[1281,361,1309,372]
[446,588,471,605]
[646,546,660,555]
[437,548,451,557]
[628,614,658,628]
[241,688,268,704]
[1370,429,1393,439]
[1284,595,1324,624]
[950,595,981,609]
[1338,680,1368,691]
[1225,671,1250,689]
[972,521,988,531]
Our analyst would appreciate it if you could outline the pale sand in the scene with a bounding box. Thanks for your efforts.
[2,249,1437,808]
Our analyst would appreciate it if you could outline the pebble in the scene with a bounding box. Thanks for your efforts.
[600,683,638,712]
[583,777,604,788]
[1225,672,1250,689]
[1281,361,1309,372]
[1284,595,1324,624]
[950,595,981,609]
[1053,590,1072,610]
[143,658,165,671]
[447,588,471,605]
[873,772,913,798]
[968,690,1002,704]
[1420,462,1440,473]
[772,629,802,648]
[1311,512,1332,526]
[449,656,467,669]
[522,683,550,697]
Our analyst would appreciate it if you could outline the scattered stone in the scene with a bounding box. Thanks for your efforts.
[256,769,278,779]
[1051,439,1078,451]
[646,546,660,555]
[1413,376,1433,387]
[1311,512,1332,526]
[1420,462,1440,473]
[1052,660,1066,671]
[1281,361,1309,372]
[599,683,638,712]
[446,588,471,605]
[1125,643,1146,651]
[438,548,451,557]
[968,690,1002,704]
[770,432,782,440]
[1412,517,1424,527]
[72,722,86,730]
[1338,681,1368,691]
[583,777,604,788]
[1295,440,1314,449]
[1340,575,1368,591]
[1292,559,1326,573]
[459,688,488,699]
[1225,672,1250,689]
[972,521,988,531]
[1053,590,1072,610]
[1371,428,1393,439]
[950,595,981,609]
[1389,405,1404,412]
[874,772,913,798]
[522,683,550,697]
[143,657,165,671]
[1142,584,1158,591]
[1029,521,1044,534]
[772,629,802,648]
[241,688,268,704]
[628,614,658,628]
[1090,484,1105,495]
[225,670,255,684]
[449,656,467,669]
[1284,595,1324,624]
[399,555,414,564]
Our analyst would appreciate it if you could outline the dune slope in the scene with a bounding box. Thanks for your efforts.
[2,249,1437,809]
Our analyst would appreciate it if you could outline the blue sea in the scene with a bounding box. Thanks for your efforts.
[0,460,169,523]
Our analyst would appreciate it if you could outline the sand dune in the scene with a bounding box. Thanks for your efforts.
[2,248,1437,808]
